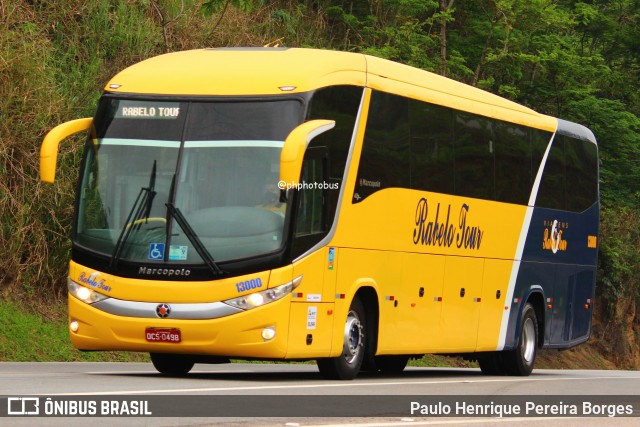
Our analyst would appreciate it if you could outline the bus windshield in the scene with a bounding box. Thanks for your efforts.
[76,97,304,266]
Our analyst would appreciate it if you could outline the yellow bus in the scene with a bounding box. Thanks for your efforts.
[41,48,599,379]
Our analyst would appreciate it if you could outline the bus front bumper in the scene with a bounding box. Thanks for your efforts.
[67,293,291,359]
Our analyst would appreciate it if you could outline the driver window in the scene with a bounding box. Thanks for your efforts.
[292,147,329,257]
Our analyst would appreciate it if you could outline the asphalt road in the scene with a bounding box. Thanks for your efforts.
[1,362,639,426]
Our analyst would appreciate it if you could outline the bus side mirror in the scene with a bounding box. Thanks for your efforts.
[280,119,335,186]
[40,117,93,183]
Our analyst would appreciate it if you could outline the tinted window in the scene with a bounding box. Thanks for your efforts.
[533,132,598,212]
[410,101,454,194]
[292,86,363,257]
[186,100,303,141]
[494,122,531,204]
[295,149,327,236]
[308,86,362,184]
[353,90,572,208]
[565,136,598,211]
[454,112,495,200]
[531,128,551,188]
[354,91,410,202]
[536,135,566,210]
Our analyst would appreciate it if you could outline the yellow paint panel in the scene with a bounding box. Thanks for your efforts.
[269,265,294,293]
[286,303,335,358]
[335,248,513,354]
[336,248,402,355]
[106,49,367,96]
[477,259,512,351]
[40,118,92,183]
[334,190,528,261]
[288,248,339,357]
[438,256,484,351]
[292,249,326,301]
[395,253,446,353]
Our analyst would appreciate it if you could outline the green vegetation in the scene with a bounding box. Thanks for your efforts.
[0,300,146,361]
[1,0,638,366]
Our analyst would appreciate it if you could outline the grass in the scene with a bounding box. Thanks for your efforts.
[0,299,147,362]
[410,354,477,368]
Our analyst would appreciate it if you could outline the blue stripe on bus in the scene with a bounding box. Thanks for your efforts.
[502,202,598,350]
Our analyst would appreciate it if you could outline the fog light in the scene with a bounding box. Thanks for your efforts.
[262,326,276,341]
[70,320,79,333]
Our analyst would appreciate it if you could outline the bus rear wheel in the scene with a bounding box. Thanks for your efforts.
[150,353,195,376]
[503,303,538,376]
[317,297,367,380]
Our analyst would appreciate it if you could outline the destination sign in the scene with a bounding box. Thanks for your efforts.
[115,101,181,119]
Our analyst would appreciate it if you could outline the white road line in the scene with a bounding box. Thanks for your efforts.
[40,375,638,396]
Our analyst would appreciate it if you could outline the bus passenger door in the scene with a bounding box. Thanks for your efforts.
[287,148,336,358]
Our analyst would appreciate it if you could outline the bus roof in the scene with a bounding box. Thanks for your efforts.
[105,48,557,132]
[106,48,367,96]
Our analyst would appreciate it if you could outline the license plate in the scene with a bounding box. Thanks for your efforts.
[145,328,181,343]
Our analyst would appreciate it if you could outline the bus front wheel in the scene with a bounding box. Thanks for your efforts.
[317,297,367,380]
[150,353,195,376]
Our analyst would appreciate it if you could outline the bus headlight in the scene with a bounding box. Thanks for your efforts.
[223,276,302,310]
[68,279,110,304]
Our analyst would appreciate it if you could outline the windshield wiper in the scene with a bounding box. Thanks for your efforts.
[110,161,157,269]
[165,202,225,277]
[143,160,157,220]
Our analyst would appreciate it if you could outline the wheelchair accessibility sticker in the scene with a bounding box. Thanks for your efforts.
[148,243,165,260]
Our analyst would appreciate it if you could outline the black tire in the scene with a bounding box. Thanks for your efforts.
[360,308,379,373]
[503,303,538,376]
[375,355,409,373]
[317,298,367,380]
[478,352,505,375]
[150,353,195,376]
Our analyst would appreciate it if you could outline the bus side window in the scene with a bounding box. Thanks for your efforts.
[292,147,329,257]
[454,112,495,200]
[536,135,566,210]
[494,121,531,205]
[409,100,454,195]
[535,133,597,212]
[565,137,598,212]
[354,91,410,202]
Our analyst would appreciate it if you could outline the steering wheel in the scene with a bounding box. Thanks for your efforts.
[125,217,166,229]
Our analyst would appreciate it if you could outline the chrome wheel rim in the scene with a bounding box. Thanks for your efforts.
[521,317,536,364]
[343,310,364,365]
